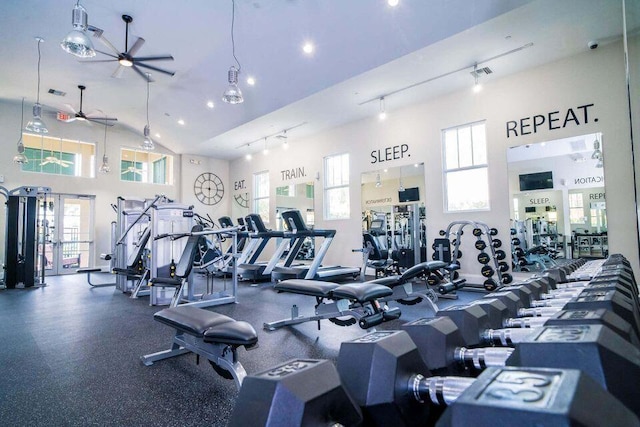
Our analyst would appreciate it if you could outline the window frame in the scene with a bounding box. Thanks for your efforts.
[253,170,270,223]
[20,133,95,178]
[120,147,173,185]
[442,121,490,212]
[323,152,350,220]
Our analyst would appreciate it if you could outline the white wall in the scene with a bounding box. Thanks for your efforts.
[229,40,640,276]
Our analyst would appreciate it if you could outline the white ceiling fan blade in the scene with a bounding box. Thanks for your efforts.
[127,37,145,56]
[112,65,125,79]
[96,34,122,57]
[63,103,78,115]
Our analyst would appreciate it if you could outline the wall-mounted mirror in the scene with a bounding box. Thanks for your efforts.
[361,163,426,273]
[276,182,315,259]
[507,132,606,271]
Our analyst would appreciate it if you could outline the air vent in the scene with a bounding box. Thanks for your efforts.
[48,89,66,96]
[470,67,493,77]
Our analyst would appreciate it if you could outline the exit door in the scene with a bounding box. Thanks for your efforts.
[37,194,95,275]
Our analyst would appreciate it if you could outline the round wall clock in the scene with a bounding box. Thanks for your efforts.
[194,172,224,205]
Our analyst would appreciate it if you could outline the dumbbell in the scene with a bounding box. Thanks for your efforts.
[401,316,640,418]
[337,331,639,427]
[433,298,639,349]
[229,358,362,426]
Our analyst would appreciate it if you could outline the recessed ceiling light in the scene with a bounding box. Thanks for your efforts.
[388,0,399,6]
[178,119,185,125]
[155,133,161,138]
[206,101,214,109]
[302,42,314,54]
[246,76,256,86]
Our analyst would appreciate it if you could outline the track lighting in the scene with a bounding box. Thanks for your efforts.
[277,131,289,150]
[592,137,603,168]
[245,144,252,161]
[222,0,244,104]
[375,173,382,188]
[378,97,387,121]
[140,75,155,151]
[25,38,48,134]
[13,98,28,165]
[60,2,96,58]
[472,63,482,93]
[263,137,269,156]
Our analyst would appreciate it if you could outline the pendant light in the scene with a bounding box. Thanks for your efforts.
[472,63,482,93]
[60,1,96,58]
[222,0,244,104]
[99,119,110,173]
[378,97,387,121]
[13,98,28,165]
[141,74,155,151]
[25,38,48,134]
[263,137,269,156]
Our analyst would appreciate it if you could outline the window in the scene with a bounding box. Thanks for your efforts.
[324,152,350,220]
[253,171,270,222]
[276,185,295,197]
[569,193,585,224]
[442,121,489,211]
[20,133,95,178]
[120,148,173,185]
[513,198,519,221]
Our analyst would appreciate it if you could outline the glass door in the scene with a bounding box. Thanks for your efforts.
[36,194,94,275]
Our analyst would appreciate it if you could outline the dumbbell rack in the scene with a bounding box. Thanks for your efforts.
[436,220,510,292]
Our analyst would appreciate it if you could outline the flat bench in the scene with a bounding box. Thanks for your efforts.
[141,306,258,389]
[77,266,117,288]
[263,279,401,331]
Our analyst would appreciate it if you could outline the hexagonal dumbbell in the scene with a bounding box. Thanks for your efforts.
[336,330,639,427]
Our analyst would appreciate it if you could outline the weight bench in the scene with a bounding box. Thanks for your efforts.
[141,305,258,390]
[77,254,116,287]
[264,280,401,331]
[368,260,466,313]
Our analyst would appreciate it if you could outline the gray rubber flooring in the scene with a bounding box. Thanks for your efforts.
[0,272,484,426]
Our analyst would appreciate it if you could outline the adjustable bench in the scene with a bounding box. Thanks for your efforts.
[263,280,401,331]
[141,306,258,390]
[368,260,466,313]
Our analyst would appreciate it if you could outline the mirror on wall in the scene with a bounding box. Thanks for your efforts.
[276,182,315,259]
[361,163,426,271]
[507,132,607,270]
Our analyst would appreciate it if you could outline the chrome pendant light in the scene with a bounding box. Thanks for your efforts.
[99,117,110,173]
[141,74,155,150]
[222,0,244,104]
[13,98,28,165]
[25,37,48,134]
[60,1,96,58]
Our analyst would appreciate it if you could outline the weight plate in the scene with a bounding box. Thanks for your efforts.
[432,253,439,260]
[484,279,498,291]
[495,250,506,260]
[492,239,502,248]
[490,228,498,236]
[439,230,446,236]
[455,250,462,259]
[514,248,525,257]
[475,240,487,251]
[472,228,483,237]
[477,252,491,264]
[481,265,495,277]
[511,237,521,246]
[501,273,514,284]
[498,261,510,272]
[427,274,440,286]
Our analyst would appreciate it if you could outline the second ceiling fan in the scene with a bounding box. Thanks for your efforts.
[87,14,175,81]
[61,85,118,125]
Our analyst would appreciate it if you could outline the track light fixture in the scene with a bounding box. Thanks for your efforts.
[472,63,482,93]
[25,38,48,134]
[375,173,382,188]
[141,74,155,151]
[13,98,28,165]
[222,0,244,104]
[245,144,252,161]
[277,130,289,150]
[592,136,603,168]
[60,1,96,58]
[263,137,269,156]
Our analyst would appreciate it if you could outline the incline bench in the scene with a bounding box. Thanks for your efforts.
[264,280,401,331]
[141,306,258,389]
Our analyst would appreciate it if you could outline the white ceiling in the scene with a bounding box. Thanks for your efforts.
[0,0,631,160]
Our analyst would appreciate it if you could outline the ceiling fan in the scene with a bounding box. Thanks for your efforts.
[86,14,175,81]
[122,165,144,176]
[41,155,73,168]
[61,85,118,125]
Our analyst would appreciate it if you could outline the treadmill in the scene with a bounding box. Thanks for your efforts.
[237,214,295,281]
[270,210,360,282]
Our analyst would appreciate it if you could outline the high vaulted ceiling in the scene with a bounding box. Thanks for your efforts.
[0,0,632,160]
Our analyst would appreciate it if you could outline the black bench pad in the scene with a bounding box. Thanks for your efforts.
[332,283,393,302]
[274,280,339,297]
[204,321,258,347]
[77,267,102,273]
[154,306,234,337]
[151,277,182,287]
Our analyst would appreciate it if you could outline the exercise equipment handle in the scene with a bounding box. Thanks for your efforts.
[116,194,164,245]
[454,347,514,370]
[482,328,537,346]
[410,374,475,405]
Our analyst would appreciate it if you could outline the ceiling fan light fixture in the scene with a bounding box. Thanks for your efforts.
[222,66,243,104]
[25,103,48,134]
[118,57,133,67]
[60,3,96,58]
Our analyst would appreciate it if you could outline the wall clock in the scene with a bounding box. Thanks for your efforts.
[233,192,249,208]
[194,172,224,205]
